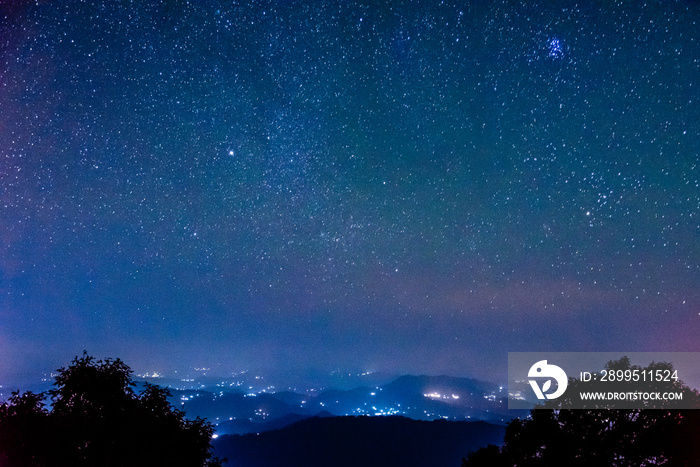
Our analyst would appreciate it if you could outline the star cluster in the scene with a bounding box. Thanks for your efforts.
[1,0,698,381]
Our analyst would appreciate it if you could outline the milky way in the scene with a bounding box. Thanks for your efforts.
[1,0,698,382]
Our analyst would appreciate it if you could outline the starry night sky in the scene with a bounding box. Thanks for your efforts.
[1,0,698,383]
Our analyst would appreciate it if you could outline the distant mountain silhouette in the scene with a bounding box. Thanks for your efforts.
[175,374,517,436]
[212,415,505,467]
[385,375,496,394]
[216,411,334,435]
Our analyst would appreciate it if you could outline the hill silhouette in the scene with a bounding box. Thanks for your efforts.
[176,373,518,436]
[213,415,505,467]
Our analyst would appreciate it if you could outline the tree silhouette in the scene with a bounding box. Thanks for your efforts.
[0,353,224,467]
[0,390,52,466]
[463,358,700,466]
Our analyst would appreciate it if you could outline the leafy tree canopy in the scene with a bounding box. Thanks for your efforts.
[463,358,700,466]
[0,353,223,467]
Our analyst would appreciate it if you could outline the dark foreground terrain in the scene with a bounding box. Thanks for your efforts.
[212,415,505,467]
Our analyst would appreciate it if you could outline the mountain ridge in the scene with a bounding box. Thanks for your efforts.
[212,415,506,467]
